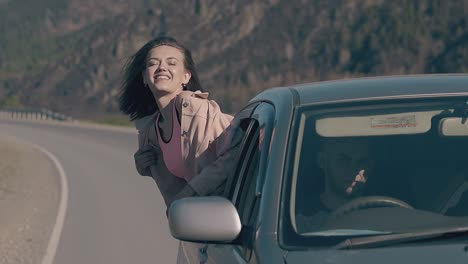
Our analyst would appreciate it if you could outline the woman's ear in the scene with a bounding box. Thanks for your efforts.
[183,71,192,86]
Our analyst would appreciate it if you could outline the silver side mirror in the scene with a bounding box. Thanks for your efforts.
[168,196,242,243]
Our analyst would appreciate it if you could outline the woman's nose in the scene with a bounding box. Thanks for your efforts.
[157,62,167,71]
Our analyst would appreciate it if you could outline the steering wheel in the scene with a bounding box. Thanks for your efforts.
[329,196,413,220]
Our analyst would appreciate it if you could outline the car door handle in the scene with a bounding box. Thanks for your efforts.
[199,245,208,264]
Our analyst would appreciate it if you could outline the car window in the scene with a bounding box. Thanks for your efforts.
[229,103,275,221]
[236,122,260,224]
[223,122,258,200]
[226,118,260,218]
[236,103,275,225]
[283,98,468,247]
[219,103,274,261]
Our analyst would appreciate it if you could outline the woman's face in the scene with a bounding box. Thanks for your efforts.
[143,45,191,97]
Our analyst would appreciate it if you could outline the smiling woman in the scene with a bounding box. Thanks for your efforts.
[143,45,191,98]
[118,36,237,210]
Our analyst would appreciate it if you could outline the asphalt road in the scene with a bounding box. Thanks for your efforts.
[0,119,178,264]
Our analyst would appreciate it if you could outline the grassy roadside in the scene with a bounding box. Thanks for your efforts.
[91,116,133,127]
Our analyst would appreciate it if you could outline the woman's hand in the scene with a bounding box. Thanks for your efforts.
[134,145,160,176]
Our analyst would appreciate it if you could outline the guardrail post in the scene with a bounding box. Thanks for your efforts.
[0,108,73,122]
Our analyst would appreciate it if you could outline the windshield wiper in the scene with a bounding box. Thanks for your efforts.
[304,229,390,237]
[335,226,468,249]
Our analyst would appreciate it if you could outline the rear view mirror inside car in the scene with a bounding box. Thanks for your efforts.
[439,117,468,136]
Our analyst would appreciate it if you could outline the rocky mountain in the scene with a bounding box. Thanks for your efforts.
[1,0,467,120]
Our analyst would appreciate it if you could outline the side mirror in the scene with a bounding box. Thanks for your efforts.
[168,196,242,243]
[439,117,468,136]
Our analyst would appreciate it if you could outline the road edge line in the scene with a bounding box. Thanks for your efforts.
[30,144,69,264]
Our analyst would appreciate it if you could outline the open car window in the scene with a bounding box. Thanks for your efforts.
[285,98,468,247]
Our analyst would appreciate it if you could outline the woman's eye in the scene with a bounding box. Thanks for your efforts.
[147,61,159,67]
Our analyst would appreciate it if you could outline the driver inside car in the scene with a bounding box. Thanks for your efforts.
[296,137,376,233]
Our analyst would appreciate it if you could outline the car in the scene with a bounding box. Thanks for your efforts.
[168,74,468,264]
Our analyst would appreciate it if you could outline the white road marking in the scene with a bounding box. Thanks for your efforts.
[18,139,69,264]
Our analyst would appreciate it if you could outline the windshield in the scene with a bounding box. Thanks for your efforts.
[286,99,468,246]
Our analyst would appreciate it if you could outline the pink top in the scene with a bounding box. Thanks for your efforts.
[155,103,194,182]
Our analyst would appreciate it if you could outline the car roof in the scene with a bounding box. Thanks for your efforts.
[261,74,468,106]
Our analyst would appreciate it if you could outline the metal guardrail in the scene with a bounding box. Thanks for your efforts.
[0,108,73,121]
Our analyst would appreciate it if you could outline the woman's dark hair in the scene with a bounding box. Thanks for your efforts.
[119,36,203,120]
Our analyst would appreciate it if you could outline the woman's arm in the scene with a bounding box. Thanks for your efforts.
[166,91,242,204]
[166,138,243,205]
[168,121,245,206]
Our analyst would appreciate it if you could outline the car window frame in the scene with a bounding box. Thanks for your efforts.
[231,103,275,260]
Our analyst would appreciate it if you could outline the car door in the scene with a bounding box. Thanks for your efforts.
[202,102,275,264]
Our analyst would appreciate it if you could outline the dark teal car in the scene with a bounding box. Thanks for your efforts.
[169,74,468,264]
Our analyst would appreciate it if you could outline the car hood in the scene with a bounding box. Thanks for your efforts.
[285,242,468,264]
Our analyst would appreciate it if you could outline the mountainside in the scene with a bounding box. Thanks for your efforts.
[1,0,467,120]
